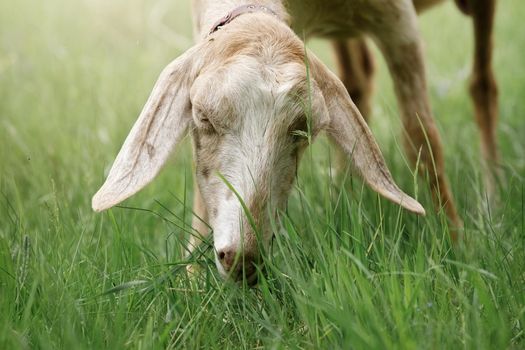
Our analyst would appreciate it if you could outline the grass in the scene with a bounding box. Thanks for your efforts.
[1,0,524,348]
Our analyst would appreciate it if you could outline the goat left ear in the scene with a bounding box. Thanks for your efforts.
[309,53,426,215]
[92,44,204,212]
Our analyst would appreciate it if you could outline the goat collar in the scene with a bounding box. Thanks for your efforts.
[209,4,279,36]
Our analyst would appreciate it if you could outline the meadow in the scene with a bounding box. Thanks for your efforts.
[1,0,524,348]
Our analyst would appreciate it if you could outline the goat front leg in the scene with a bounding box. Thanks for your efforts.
[371,11,462,239]
[330,38,375,177]
[186,179,210,273]
[466,0,500,196]
[332,38,375,121]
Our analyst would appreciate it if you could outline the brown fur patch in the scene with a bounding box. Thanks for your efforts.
[201,167,210,178]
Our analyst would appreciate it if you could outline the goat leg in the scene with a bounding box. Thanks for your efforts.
[372,8,462,240]
[466,0,501,197]
[187,178,210,274]
[331,38,375,121]
[330,38,375,177]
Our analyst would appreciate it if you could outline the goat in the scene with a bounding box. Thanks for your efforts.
[91,0,472,284]
[332,0,499,197]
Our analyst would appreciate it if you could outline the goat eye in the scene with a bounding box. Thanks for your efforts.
[289,118,309,142]
[290,129,308,142]
[192,105,216,132]
[196,115,216,133]
[200,117,211,126]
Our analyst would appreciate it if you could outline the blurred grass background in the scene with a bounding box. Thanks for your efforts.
[1,0,524,348]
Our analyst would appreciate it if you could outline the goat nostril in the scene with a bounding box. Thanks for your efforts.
[218,251,226,261]
[218,249,236,271]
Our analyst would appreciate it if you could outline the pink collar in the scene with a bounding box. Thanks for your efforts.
[209,4,279,36]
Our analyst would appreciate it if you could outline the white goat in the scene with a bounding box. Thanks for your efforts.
[91,0,465,284]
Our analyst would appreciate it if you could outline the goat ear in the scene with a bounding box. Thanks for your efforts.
[92,45,202,212]
[310,54,426,215]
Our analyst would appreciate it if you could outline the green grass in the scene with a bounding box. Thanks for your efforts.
[1,0,524,348]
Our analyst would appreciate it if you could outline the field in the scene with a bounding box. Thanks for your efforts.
[1,0,524,348]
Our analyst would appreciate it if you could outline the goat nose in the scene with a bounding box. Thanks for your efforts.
[217,248,259,283]
[218,249,237,272]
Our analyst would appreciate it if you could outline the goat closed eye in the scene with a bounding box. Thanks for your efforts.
[289,118,309,142]
[291,130,308,143]
[200,117,214,129]
[193,109,216,133]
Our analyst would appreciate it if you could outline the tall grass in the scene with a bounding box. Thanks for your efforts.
[1,0,524,348]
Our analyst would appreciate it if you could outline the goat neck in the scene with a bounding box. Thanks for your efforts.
[191,0,290,40]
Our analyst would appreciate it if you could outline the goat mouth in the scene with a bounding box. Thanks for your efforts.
[227,267,259,287]
[244,271,258,286]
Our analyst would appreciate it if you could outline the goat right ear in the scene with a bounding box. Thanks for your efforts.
[309,53,426,215]
[92,44,204,212]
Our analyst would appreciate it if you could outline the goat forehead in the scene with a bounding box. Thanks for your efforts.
[229,58,305,95]
[217,73,300,128]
